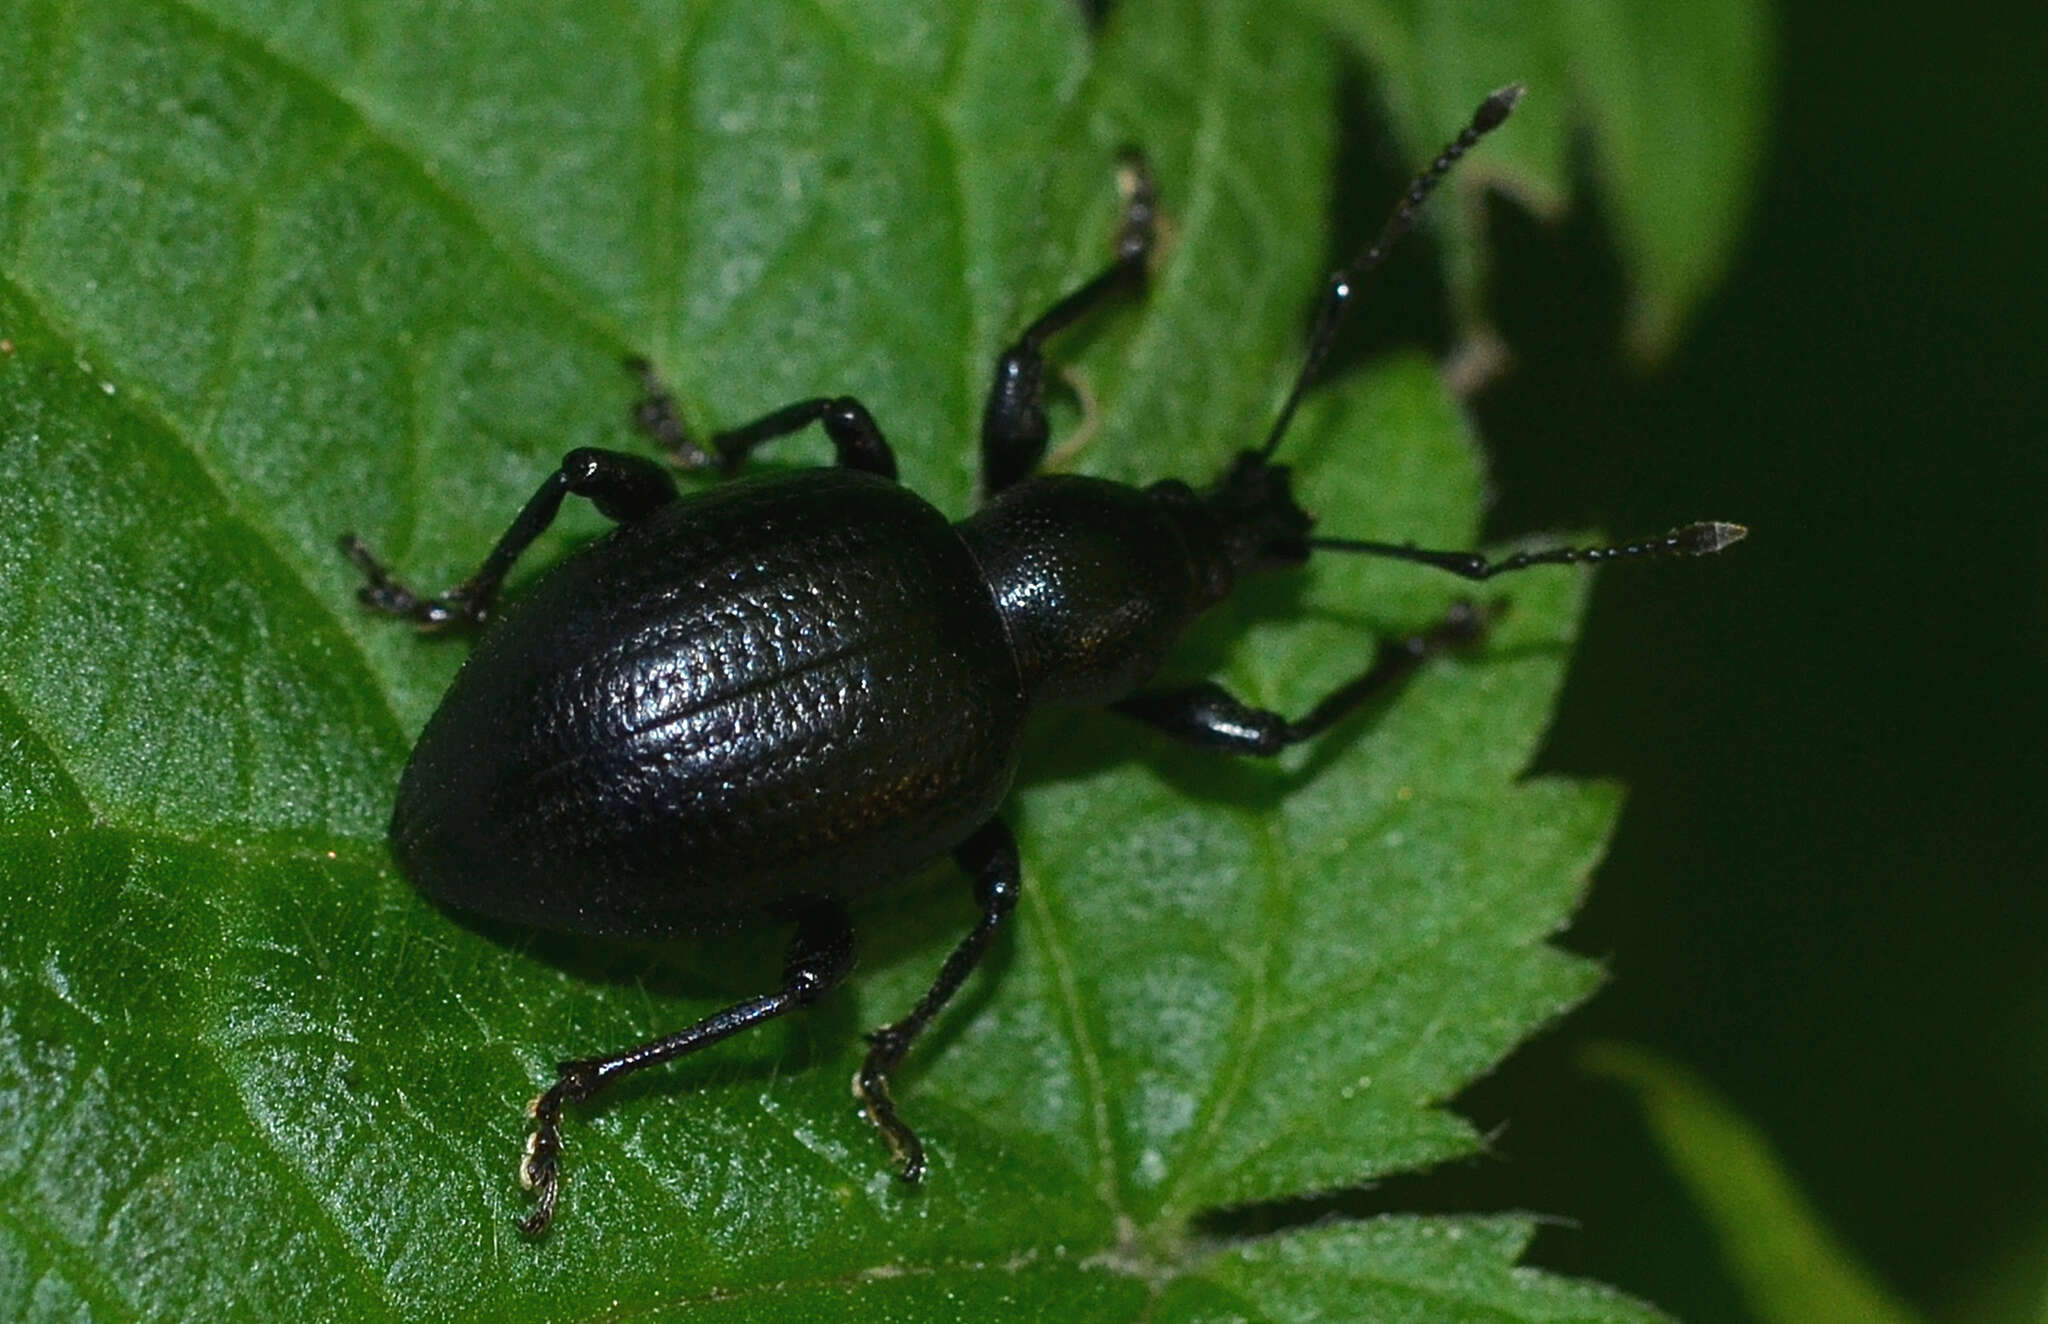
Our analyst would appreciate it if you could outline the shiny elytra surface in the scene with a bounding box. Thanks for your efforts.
[391,468,1025,937]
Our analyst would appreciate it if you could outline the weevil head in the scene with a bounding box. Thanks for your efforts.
[1206,449,1315,572]
[1146,449,1314,603]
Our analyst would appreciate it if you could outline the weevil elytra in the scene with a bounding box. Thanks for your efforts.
[341,85,1744,1236]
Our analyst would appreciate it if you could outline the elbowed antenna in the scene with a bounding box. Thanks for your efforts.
[1309,521,1751,579]
[1257,83,1525,462]
[1251,85,1748,576]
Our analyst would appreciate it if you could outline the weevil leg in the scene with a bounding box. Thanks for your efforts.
[979,150,1157,497]
[626,355,692,457]
[1112,602,1488,755]
[856,818,1020,1182]
[519,902,857,1238]
[709,396,898,479]
[628,357,898,480]
[340,447,677,631]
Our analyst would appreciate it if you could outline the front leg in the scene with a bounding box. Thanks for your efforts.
[341,447,677,631]
[1113,603,1486,755]
[629,357,897,480]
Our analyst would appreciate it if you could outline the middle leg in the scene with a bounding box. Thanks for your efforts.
[856,819,1021,1182]
[1112,602,1487,755]
[980,151,1158,495]
[629,357,899,480]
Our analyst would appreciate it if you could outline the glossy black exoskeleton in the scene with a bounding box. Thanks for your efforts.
[341,87,1744,1237]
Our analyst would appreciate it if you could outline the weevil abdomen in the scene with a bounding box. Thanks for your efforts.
[391,468,1025,937]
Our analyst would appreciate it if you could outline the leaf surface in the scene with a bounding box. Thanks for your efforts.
[0,0,1745,1317]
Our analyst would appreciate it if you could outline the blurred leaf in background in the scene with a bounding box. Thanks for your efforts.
[1297,0,1772,355]
[1587,1044,1920,1324]
[0,0,1765,1318]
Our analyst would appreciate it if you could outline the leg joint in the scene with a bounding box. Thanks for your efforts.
[782,903,858,1004]
[784,964,838,1007]
[977,870,1021,918]
[558,447,678,522]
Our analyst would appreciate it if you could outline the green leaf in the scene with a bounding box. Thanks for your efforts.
[1156,1217,1666,1322]
[0,0,1734,1317]
[1586,1046,1921,1324]
[1295,0,1774,355]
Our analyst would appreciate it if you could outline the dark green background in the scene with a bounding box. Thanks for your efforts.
[1352,0,2044,1318]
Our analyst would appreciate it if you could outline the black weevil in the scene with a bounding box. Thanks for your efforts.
[340,86,1744,1237]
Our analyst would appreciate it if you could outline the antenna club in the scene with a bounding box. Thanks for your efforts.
[1477,84,1526,131]
[1673,521,1750,556]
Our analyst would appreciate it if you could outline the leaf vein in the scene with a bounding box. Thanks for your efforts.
[154,0,635,352]
[641,2,700,362]
[576,1250,1125,1323]
[4,0,79,267]
[0,266,415,791]
[1154,802,1285,1222]
[788,0,979,476]
[0,682,98,827]
[0,1191,141,1322]
[0,821,384,872]
[183,1032,401,1315]
[1022,873,1124,1223]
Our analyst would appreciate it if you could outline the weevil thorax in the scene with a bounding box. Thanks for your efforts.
[957,453,1312,710]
